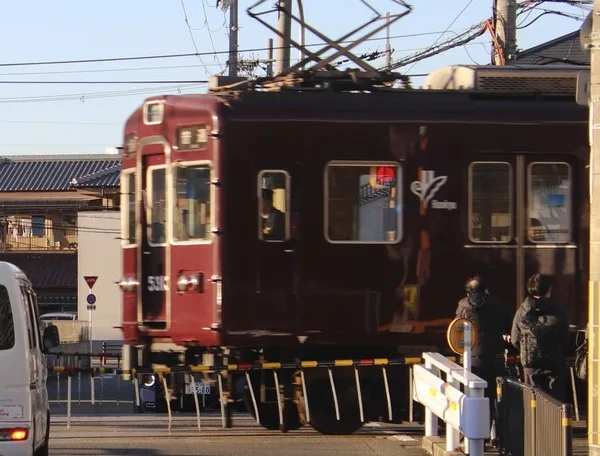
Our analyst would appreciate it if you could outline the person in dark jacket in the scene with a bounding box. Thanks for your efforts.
[511,273,569,402]
[455,275,512,440]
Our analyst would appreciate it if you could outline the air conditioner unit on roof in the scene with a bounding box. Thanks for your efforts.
[423,64,586,95]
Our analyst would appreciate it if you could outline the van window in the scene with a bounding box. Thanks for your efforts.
[21,287,36,349]
[0,285,15,350]
[25,288,41,347]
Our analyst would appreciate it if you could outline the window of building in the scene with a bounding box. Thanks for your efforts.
[149,167,167,246]
[468,162,512,243]
[31,216,45,237]
[258,170,290,242]
[325,162,402,243]
[528,162,572,243]
[173,164,211,242]
[0,285,14,351]
[121,171,136,246]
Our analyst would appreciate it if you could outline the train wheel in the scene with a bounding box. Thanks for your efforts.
[307,378,363,435]
[243,392,302,431]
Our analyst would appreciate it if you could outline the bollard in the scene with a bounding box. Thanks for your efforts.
[327,368,340,421]
[133,373,141,409]
[189,373,201,432]
[354,367,364,423]
[160,373,172,436]
[273,370,285,431]
[67,374,72,430]
[90,372,95,405]
[217,372,226,429]
[300,370,310,423]
[409,366,414,422]
[382,366,392,422]
[245,371,260,424]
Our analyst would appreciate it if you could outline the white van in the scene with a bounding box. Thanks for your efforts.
[0,262,60,456]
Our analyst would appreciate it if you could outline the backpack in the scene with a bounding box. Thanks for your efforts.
[518,311,549,369]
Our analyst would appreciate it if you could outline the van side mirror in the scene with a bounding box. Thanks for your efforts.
[42,324,60,351]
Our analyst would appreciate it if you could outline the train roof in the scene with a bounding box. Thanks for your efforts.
[127,87,587,129]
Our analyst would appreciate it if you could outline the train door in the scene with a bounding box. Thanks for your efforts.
[466,155,578,321]
[256,169,295,330]
[137,138,170,330]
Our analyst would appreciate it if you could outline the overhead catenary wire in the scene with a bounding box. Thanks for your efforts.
[0,30,470,69]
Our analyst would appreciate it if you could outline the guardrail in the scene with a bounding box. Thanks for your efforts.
[413,352,489,456]
[496,377,573,456]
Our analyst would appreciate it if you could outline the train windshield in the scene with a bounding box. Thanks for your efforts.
[173,164,211,242]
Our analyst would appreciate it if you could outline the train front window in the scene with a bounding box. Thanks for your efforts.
[121,171,136,246]
[325,162,402,244]
[528,162,571,243]
[173,163,211,242]
[468,162,512,243]
[149,167,167,246]
[258,170,290,242]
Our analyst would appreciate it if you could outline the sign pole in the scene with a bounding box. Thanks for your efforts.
[88,289,92,354]
[83,276,99,355]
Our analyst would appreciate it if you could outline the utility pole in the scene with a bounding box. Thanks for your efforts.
[493,0,517,65]
[385,12,392,70]
[588,4,600,454]
[275,0,293,74]
[228,0,239,77]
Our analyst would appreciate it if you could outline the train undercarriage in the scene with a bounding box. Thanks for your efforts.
[123,342,423,435]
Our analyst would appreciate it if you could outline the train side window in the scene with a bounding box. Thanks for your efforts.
[148,167,167,246]
[173,163,212,242]
[468,162,512,243]
[121,170,136,247]
[0,285,15,351]
[258,170,290,242]
[528,162,571,243]
[325,162,402,244]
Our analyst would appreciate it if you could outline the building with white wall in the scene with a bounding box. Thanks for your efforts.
[77,211,122,344]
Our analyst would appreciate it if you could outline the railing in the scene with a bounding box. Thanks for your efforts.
[496,377,573,456]
[413,351,490,456]
[0,224,77,252]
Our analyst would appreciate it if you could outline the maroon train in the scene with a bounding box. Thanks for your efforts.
[118,70,588,433]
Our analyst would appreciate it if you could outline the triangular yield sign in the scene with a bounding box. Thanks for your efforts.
[84,276,98,289]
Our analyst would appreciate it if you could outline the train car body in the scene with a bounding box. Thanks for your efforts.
[119,79,589,432]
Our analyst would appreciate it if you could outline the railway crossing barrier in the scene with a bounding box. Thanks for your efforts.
[46,354,457,434]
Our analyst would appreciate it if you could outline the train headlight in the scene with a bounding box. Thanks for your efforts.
[187,273,201,292]
[142,374,155,388]
[118,276,139,293]
[177,274,189,293]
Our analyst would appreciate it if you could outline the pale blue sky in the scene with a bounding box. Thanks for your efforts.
[0,0,589,157]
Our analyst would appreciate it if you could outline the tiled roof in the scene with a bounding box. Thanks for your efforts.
[0,254,77,288]
[516,30,589,66]
[37,295,77,305]
[70,164,121,188]
[0,154,121,192]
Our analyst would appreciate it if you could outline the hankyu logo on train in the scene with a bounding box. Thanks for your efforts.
[410,170,457,211]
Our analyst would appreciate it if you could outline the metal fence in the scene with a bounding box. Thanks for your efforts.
[496,377,573,456]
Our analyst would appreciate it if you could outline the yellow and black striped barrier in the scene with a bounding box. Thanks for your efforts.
[49,355,457,375]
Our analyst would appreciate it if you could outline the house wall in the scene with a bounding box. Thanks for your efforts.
[77,211,122,343]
